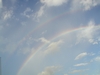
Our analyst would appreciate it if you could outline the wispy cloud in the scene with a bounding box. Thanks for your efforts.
[44,40,63,55]
[3,10,13,20]
[36,5,45,18]
[70,69,89,74]
[21,7,34,18]
[64,74,68,75]
[95,56,100,62]
[39,37,50,43]
[71,70,83,73]
[35,0,68,19]
[40,0,68,7]
[0,0,2,9]
[74,63,88,66]
[71,0,100,11]
[75,52,87,60]
[77,21,100,44]
[38,66,61,75]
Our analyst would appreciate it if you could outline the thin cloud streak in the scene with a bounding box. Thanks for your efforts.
[75,52,87,60]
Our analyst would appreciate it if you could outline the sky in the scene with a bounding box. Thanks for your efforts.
[0,0,100,75]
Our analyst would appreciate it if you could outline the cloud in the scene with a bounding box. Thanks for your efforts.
[74,63,88,66]
[0,0,2,9]
[39,37,50,43]
[21,7,34,18]
[35,0,68,19]
[70,69,89,74]
[95,56,100,62]
[41,30,47,35]
[3,10,13,20]
[88,52,95,56]
[38,66,61,75]
[77,21,100,44]
[44,40,63,55]
[71,0,100,11]
[36,5,45,18]
[71,70,83,73]
[64,74,68,75]
[75,52,87,60]
[40,0,68,7]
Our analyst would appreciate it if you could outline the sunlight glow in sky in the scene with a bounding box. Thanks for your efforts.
[0,0,100,75]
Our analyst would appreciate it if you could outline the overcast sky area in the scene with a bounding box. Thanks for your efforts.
[0,0,100,75]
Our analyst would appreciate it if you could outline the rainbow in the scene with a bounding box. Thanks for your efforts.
[17,25,88,75]
[16,9,93,75]
[18,9,81,45]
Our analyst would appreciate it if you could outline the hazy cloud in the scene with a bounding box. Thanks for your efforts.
[35,0,68,19]
[3,10,13,20]
[35,5,45,19]
[95,56,100,62]
[40,0,68,7]
[44,40,63,55]
[71,0,100,11]
[77,21,100,44]
[70,69,89,74]
[74,63,88,66]
[64,74,68,75]
[39,37,50,43]
[0,0,2,9]
[75,52,87,60]
[38,66,61,75]
[21,7,34,18]
[71,70,83,73]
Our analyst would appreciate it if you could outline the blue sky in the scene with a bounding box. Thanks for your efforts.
[0,0,100,75]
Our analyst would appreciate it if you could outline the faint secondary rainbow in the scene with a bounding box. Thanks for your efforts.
[18,9,81,45]
[17,25,89,75]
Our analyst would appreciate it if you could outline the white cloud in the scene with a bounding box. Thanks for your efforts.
[88,52,95,56]
[39,37,50,43]
[78,21,95,39]
[74,63,88,66]
[21,7,34,18]
[35,0,68,19]
[40,0,67,7]
[77,21,100,44]
[71,70,83,73]
[95,56,100,62]
[75,52,87,60]
[0,0,2,8]
[41,30,47,35]
[36,5,45,18]
[44,40,63,55]
[89,39,98,45]
[64,74,68,75]
[70,69,89,74]
[71,0,100,11]
[3,10,13,20]
[38,66,61,75]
